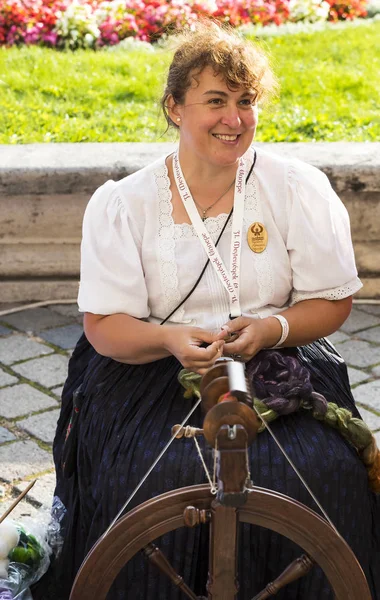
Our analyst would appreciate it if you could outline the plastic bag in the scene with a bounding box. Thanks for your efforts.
[46,496,66,560]
[0,496,66,599]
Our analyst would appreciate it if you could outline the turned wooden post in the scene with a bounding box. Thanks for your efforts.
[206,423,250,599]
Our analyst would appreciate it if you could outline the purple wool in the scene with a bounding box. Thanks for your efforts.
[246,351,328,417]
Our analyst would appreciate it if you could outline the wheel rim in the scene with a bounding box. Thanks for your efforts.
[70,484,371,600]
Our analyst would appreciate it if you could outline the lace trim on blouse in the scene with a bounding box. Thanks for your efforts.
[290,277,362,305]
[155,164,184,322]
[155,156,275,320]
[173,213,231,240]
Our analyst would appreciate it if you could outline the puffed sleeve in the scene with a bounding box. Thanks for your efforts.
[286,161,362,305]
[77,180,150,317]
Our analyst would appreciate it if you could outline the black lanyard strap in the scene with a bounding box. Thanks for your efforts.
[160,149,257,326]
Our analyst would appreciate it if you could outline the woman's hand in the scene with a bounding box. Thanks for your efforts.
[164,326,225,374]
[216,316,282,362]
[85,299,352,367]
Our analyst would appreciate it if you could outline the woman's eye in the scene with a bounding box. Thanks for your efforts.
[208,98,224,105]
[239,98,255,106]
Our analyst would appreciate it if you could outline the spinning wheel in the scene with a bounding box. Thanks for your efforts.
[70,360,372,600]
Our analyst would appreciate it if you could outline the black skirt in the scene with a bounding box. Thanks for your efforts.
[32,336,380,600]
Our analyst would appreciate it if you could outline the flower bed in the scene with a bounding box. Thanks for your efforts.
[0,0,368,48]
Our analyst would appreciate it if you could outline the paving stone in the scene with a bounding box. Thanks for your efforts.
[357,406,380,431]
[12,354,69,388]
[355,304,380,317]
[352,380,380,411]
[347,367,370,386]
[49,303,83,324]
[0,426,16,443]
[0,440,53,482]
[0,324,12,336]
[15,472,56,508]
[1,307,73,334]
[0,367,18,387]
[337,340,380,368]
[39,324,83,350]
[0,384,57,419]
[375,431,380,446]
[356,326,380,344]
[372,365,380,378]
[0,335,53,365]
[327,330,350,344]
[0,497,40,522]
[51,385,64,398]
[18,409,60,444]
[340,308,380,334]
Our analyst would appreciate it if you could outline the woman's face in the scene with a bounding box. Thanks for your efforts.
[171,66,258,169]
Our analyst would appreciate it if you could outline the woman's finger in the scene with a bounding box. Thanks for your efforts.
[215,328,229,341]
[216,329,240,343]
[220,316,252,333]
[223,337,258,359]
[223,340,245,354]
[184,343,223,370]
[193,328,219,345]
[193,340,224,360]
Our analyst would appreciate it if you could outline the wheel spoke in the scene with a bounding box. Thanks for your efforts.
[70,485,371,600]
[143,542,199,600]
[251,554,314,599]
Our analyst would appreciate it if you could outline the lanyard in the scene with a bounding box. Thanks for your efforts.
[173,152,248,318]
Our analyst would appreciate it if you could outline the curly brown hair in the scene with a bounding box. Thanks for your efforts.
[161,21,277,129]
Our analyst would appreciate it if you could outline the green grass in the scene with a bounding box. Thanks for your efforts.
[0,20,379,143]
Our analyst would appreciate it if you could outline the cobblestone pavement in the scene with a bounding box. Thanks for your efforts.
[0,302,380,520]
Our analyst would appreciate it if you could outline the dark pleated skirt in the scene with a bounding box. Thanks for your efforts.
[32,336,380,600]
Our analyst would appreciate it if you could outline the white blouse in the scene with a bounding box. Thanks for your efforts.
[77,146,362,332]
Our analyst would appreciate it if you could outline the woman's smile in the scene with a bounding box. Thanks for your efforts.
[212,133,241,144]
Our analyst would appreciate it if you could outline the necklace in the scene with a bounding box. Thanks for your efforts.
[192,178,235,221]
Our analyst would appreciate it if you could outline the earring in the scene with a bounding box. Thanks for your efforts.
[176,118,180,122]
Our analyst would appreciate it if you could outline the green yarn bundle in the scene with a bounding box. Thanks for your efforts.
[178,368,380,493]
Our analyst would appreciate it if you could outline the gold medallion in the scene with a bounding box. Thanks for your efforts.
[247,222,268,253]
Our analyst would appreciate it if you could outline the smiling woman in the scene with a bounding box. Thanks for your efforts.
[32,20,380,600]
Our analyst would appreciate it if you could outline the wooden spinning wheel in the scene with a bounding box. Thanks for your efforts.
[70,361,372,600]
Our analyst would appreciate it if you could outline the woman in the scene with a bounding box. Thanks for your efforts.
[33,22,379,600]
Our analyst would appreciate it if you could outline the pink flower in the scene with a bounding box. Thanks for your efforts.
[0,0,368,48]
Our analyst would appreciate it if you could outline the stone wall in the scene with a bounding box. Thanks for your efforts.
[1,142,379,301]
